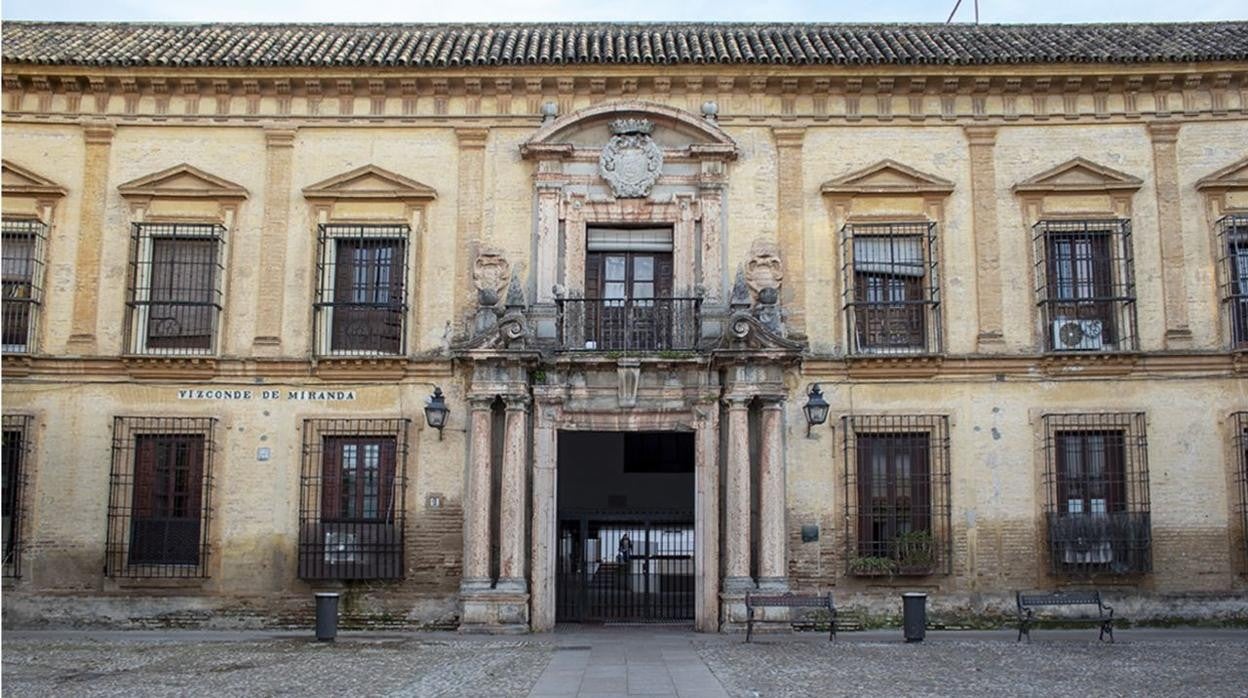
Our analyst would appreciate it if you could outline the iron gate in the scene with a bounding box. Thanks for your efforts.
[556,511,695,623]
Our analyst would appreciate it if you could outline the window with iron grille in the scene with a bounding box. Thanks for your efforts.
[2,415,31,578]
[1041,413,1150,577]
[1216,215,1248,349]
[2,219,47,354]
[299,418,408,580]
[106,417,215,578]
[843,415,952,576]
[314,225,410,356]
[1034,220,1137,353]
[840,222,941,355]
[1235,412,1248,574]
[125,223,226,355]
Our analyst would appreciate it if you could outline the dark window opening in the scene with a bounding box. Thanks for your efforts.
[128,434,205,565]
[126,223,225,355]
[315,225,409,356]
[1216,216,1248,348]
[1042,413,1151,577]
[843,415,951,576]
[2,416,30,578]
[841,222,941,355]
[106,417,215,578]
[299,419,408,580]
[1035,220,1136,352]
[2,219,47,353]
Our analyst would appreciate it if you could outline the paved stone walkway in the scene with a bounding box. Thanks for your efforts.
[3,626,1247,697]
[529,626,727,697]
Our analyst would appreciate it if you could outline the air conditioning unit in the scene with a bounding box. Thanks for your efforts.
[1052,318,1105,351]
[323,530,358,565]
[1062,540,1113,565]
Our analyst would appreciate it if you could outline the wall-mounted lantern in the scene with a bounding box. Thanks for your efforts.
[424,387,450,440]
[803,384,829,437]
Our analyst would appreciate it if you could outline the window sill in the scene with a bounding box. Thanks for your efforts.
[109,575,209,590]
[844,353,943,378]
[313,355,408,379]
[120,355,218,379]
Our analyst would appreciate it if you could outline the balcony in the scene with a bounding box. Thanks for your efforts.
[1046,512,1151,576]
[556,297,701,352]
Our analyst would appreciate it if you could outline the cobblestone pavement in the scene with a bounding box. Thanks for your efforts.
[1,632,553,697]
[3,627,1247,697]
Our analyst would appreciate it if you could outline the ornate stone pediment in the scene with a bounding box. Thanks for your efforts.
[118,163,248,201]
[713,311,805,355]
[1,160,67,199]
[1196,157,1248,192]
[820,159,954,196]
[302,164,437,202]
[1012,157,1142,194]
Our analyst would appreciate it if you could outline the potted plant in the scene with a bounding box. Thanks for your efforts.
[894,530,936,575]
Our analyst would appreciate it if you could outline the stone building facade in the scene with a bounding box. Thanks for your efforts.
[1,22,1247,631]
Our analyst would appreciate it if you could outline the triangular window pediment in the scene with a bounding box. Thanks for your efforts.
[1,160,67,198]
[1196,157,1248,192]
[118,163,248,200]
[1013,158,1142,194]
[302,165,437,202]
[821,160,954,196]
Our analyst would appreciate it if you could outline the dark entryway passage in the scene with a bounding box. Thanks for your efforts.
[556,431,695,623]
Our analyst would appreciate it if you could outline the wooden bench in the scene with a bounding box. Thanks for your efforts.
[1016,590,1115,643]
[745,592,836,643]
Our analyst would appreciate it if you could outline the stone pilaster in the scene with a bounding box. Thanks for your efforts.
[461,397,494,591]
[757,399,788,590]
[497,396,530,591]
[252,127,295,354]
[774,128,806,336]
[694,401,721,632]
[456,128,489,332]
[966,126,1002,349]
[1149,122,1193,348]
[68,122,115,352]
[723,396,753,591]
[529,398,559,631]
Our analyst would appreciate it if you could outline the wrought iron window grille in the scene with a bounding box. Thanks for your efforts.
[314,224,410,357]
[106,417,216,578]
[1216,215,1248,349]
[2,219,48,354]
[1033,219,1138,353]
[842,414,952,576]
[1041,413,1151,577]
[125,223,226,356]
[840,222,942,356]
[299,418,409,580]
[2,415,32,578]
[1235,412,1248,574]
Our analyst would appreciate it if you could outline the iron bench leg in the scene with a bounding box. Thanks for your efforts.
[745,605,753,643]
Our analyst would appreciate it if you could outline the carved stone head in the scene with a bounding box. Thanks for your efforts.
[472,246,511,306]
[744,239,783,299]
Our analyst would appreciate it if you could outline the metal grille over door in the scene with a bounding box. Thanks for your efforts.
[556,513,694,623]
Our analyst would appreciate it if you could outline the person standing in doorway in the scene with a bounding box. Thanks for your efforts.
[617,533,633,566]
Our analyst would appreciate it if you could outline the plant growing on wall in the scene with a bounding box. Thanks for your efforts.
[894,530,936,573]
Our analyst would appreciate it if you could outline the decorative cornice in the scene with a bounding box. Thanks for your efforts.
[1196,156,1248,192]
[821,159,956,196]
[118,162,248,201]
[1,159,67,199]
[1012,156,1143,194]
[301,164,437,202]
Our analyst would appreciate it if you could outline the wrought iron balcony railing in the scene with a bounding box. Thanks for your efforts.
[556,297,701,352]
[1046,511,1152,576]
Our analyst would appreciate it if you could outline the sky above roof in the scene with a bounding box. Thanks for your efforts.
[3,0,1245,24]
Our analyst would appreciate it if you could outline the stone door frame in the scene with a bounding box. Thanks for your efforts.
[529,395,720,632]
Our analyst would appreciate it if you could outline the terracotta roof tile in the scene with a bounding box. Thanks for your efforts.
[4,21,1247,69]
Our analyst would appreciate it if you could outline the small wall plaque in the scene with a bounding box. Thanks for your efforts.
[257,447,271,461]
[801,524,819,543]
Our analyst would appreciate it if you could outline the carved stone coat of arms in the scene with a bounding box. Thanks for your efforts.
[599,118,663,198]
